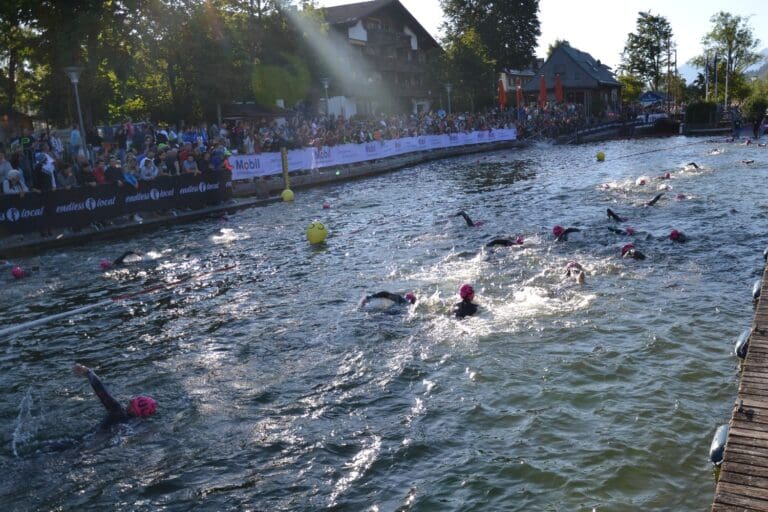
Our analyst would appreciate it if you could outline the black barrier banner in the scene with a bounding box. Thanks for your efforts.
[123,176,178,214]
[0,193,47,235]
[176,173,230,209]
[46,185,123,229]
[0,171,232,235]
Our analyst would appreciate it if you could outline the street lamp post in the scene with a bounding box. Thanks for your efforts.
[445,83,453,115]
[63,66,89,163]
[320,77,330,115]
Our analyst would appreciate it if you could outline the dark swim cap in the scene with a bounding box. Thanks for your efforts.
[459,284,475,301]
[128,395,157,417]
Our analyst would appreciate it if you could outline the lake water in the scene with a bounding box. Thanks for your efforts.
[1,136,766,510]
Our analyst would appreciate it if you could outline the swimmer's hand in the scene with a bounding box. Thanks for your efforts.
[73,363,90,376]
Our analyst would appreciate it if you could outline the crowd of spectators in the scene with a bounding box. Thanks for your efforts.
[0,103,594,197]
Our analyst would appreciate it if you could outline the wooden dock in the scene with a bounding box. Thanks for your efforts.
[713,267,768,511]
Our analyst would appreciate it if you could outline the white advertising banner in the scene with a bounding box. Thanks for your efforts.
[231,128,517,181]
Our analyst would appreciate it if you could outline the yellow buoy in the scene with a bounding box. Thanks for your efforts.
[596,151,605,162]
[281,189,294,202]
[306,221,328,245]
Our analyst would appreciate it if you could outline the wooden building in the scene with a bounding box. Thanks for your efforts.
[523,44,621,117]
[322,0,442,115]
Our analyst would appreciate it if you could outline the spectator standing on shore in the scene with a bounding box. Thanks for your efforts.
[78,161,99,186]
[105,156,125,186]
[57,163,79,189]
[0,150,13,183]
[182,154,200,175]
[101,123,114,154]
[49,130,63,159]
[32,152,56,191]
[69,124,82,158]
[2,169,28,196]
[139,154,158,181]
[124,117,134,150]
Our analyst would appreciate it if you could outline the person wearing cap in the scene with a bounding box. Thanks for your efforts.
[2,169,29,196]
[621,243,646,260]
[360,291,416,310]
[552,224,580,241]
[453,284,478,319]
[669,229,687,243]
[565,260,586,285]
[73,363,157,427]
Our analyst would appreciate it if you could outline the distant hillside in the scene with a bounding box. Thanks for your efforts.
[747,48,768,79]
[680,48,768,83]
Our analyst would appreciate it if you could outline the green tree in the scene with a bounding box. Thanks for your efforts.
[696,12,762,106]
[620,11,674,91]
[546,39,570,59]
[439,28,496,112]
[440,0,540,71]
[617,73,644,104]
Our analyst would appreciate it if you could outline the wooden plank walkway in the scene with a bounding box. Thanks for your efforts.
[713,266,768,511]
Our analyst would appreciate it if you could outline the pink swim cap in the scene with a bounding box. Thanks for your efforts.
[459,284,475,301]
[11,266,24,279]
[404,293,417,304]
[552,225,564,237]
[621,243,635,256]
[669,230,680,241]
[566,260,582,270]
[664,172,671,179]
[515,235,524,245]
[322,202,330,209]
[625,227,636,235]
[128,395,157,417]
[99,259,111,270]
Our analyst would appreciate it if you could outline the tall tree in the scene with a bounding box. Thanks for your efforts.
[699,12,761,106]
[440,0,540,71]
[438,27,496,112]
[547,39,570,59]
[620,11,674,91]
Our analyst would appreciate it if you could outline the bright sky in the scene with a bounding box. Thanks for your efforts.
[319,0,767,78]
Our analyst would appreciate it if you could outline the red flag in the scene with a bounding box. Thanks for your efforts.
[555,73,564,103]
[498,79,507,109]
[516,79,523,108]
[538,74,547,108]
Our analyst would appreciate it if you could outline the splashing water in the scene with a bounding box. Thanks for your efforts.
[11,388,35,457]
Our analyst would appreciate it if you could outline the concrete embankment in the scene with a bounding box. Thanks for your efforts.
[0,140,520,257]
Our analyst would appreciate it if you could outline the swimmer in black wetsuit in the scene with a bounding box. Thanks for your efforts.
[669,229,687,243]
[73,363,157,427]
[454,210,484,227]
[553,225,581,241]
[486,235,524,247]
[360,291,416,309]
[645,193,664,207]
[453,284,478,319]
[100,250,144,270]
[685,162,700,169]
[621,243,646,260]
[607,208,627,222]
[608,226,635,236]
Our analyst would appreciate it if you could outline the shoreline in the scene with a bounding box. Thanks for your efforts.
[0,139,521,258]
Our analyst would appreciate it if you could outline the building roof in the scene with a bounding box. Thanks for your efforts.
[558,45,619,86]
[523,44,620,92]
[323,0,440,50]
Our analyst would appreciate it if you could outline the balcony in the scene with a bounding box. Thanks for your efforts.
[366,28,412,48]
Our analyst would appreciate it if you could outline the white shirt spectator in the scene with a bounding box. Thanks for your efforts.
[139,158,158,180]
[3,169,28,195]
